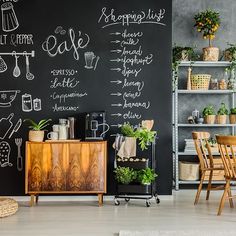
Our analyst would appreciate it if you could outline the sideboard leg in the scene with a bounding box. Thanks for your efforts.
[30,195,35,207]
[36,195,39,204]
[98,194,103,207]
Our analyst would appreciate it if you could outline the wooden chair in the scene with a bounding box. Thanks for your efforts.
[192,132,224,205]
[216,135,235,215]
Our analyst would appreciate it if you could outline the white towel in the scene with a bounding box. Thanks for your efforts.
[117,137,136,158]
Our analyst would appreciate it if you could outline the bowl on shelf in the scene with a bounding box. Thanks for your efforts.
[0,90,20,107]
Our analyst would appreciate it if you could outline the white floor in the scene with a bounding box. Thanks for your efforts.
[1,190,236,236]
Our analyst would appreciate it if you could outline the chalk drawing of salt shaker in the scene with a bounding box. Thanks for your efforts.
[1,2,19,32]
[22,94,32,112]
[33,98,41,111]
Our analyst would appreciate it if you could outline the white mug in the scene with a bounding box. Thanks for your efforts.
[52,124,60,132]
[47,131,59,140]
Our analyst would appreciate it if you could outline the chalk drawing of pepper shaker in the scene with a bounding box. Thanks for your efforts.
[1,2,19,32]
[33,98,42,111]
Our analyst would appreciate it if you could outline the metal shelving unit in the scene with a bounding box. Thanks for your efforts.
[173,61,235,190]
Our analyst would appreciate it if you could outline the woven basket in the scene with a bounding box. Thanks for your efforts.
[0,198,18,218]
[191,74,211,90]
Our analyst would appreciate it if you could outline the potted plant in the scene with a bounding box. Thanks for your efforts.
[229,107,236,124]
[24,118,51,142]
[224,43,236,62]
[194,9,220,61]
[173,45,199,62]
[114,166,137,185]
[137,168,158,185]
[120,122,157,151]
[202,105,216,124]
[216,103,228,124]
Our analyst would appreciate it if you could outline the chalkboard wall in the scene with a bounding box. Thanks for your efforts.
[0,0,172,195]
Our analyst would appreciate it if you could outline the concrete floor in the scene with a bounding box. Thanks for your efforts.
[1,190,236,236]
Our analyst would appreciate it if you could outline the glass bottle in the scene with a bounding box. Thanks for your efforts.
[228,69,236,90]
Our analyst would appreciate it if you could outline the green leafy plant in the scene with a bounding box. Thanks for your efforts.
[225,43,236,72]
[120,122,135,137]
[114,166,137,185]
[135,128,156,151]
[194,9,220,47]
[217,103,229,115]
[202,105,215,117]
[230,107,236,114]
[208,137,217,147]
[24,119,52,131]
[137,168,157,185]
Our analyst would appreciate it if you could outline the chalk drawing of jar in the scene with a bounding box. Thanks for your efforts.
[1,2,19,32]
[22,94,32,112]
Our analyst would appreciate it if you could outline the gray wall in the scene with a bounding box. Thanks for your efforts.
[173,0,236,151]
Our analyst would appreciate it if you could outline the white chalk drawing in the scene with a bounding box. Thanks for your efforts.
[0,56,7,72]
[9,118,22,139]
[33,98,41,111]
[22,93,32,112]
[0,141,12,167]
[84,51,99,70]
[24,52,34,80]
[15,138,23,171]
[0,113,14,140]
[0,90,20,107]
[12,51,20,77]
[10,34,34,47]
[1,2,19,32]
[98,7,166,28]
[42,27,90,61]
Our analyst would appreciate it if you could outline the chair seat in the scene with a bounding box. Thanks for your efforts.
[0,198,18,218]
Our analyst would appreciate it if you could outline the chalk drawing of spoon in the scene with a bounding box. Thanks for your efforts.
[24,51,34,80]
[13,51,21,77]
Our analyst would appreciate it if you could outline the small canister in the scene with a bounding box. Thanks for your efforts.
[219,79,227,90]
[210,78,218,90]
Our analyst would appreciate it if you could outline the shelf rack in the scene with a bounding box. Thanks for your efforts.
[173,61,235,190]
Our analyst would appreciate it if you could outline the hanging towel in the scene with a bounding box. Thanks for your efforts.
[117,137,136,159]
[112,134,125,151]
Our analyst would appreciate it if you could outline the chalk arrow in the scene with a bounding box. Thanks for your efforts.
[111,124,122,127]
[111,113,122,117]
[109,32,121,35]
[110,68,121,72]
[110,40,120,44]
[110,58,121,62]
[110,92,122,96]
[111,103,122,107]
[110,80,122,84]
[110,49,122,53]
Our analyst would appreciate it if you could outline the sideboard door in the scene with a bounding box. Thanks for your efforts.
[66,142,107,192]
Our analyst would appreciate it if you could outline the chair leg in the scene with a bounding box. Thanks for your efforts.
[217,179,230,216]
[194,171,205,205]
[227,185,234,208]
[206,170,213,200]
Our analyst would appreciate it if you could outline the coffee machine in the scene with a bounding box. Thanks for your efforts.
[85,111,109,140]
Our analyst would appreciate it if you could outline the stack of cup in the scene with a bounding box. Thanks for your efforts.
[47,124,60,140]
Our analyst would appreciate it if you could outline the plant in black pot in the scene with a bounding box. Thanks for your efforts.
[114,166,137,185]
[137,168,158,185]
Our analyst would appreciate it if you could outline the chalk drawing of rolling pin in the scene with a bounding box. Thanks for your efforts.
[0,113,14,139]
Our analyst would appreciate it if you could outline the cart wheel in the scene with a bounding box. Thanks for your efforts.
[114,198,120,206]
[146,200,151,207]
[125,198,130,202]
[156,198,160,204]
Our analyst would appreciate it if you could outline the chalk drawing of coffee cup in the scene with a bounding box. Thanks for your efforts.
[84,51,99,70]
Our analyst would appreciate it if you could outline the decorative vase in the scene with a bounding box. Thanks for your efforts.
[204,115,216,124]
[229,114,236,124]
[216,115,227,124]
[202,47,219,61]
[28,130,44,142]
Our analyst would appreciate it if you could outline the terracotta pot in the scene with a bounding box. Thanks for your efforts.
[202,47,219,61]
[216,115,227,124]
[28,130,44,142]
[229,114,236,124]
[204,115,216,124]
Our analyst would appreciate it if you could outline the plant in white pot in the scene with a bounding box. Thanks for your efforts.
[216,103,228,124]
[202,105,216,124]
[194,9,220,61]
[24,119,51,142]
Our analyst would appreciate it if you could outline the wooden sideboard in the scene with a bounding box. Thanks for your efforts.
[25,141,107,206]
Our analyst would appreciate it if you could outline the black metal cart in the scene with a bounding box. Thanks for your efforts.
[114,136,160,207]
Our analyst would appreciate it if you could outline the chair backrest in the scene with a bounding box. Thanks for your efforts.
[216,135,236,179]
[192,131,213,170]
